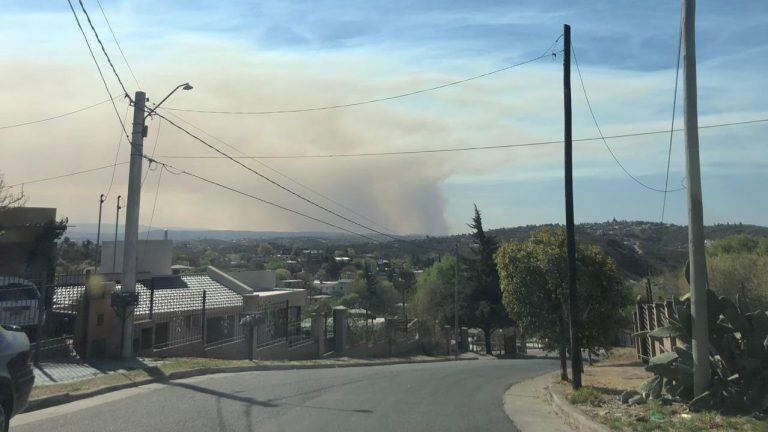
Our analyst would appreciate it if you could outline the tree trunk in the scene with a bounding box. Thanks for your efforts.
[484,328,493,355]
[558,315,569,381]
[559,344,568,381]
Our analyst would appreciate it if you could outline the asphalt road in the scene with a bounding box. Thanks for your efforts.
[13,358,557,432]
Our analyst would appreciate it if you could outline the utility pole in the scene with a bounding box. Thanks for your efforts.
[96,194,106,269]
[454,242,459,358]
[681,0,710,396]
[118,90,147,358]
[563,24,583,390]
[113,195,122,272]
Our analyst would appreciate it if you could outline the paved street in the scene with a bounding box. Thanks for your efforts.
[13,358,557,432]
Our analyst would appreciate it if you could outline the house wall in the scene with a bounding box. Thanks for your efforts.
[205,339,249,360]
[100,240,172,275]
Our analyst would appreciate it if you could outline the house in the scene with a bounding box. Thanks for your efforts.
[55,241,308,358]
[312,278,355,297]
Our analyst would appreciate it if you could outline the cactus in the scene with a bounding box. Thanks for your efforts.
[641,290,768,414]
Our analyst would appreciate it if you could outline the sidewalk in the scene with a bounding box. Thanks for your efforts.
[504,372,571,432]
[34,358,162,386]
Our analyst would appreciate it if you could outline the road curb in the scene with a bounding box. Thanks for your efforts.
[26,356,476,413]
[547,380,610,432]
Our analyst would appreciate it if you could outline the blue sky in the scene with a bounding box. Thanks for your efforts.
[1,0,766,235]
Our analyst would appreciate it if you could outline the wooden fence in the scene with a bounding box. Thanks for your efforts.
[633,300,679,362]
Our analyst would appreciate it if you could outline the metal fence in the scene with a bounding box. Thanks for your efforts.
[348,312,388,346]
[0,272,88,362]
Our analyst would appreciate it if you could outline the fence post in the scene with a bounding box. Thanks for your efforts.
[33,278,48,365]
[285,300,289,343]
[149,281,155,321]
[201,290,207,347]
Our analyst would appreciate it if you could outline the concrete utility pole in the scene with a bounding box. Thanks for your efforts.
[119,90,147,357]
[96,194,105,268]
[681,0,710,396]
[563,24,583,390]
[454,242,459,358]
[113,195,122,271]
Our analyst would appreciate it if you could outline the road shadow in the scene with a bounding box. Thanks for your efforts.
[166,380,374,414]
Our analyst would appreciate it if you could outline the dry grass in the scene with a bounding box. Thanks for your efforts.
[557,347,768,431]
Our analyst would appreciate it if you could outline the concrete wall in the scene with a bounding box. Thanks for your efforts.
[226,270,276,292]
[100,240,172,275]
[205,339,250,360]
[252,340,318,361]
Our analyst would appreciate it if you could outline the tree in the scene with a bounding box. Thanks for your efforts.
[707,237,768,310]
[464,205,511,354]
[349,266,399,316]
[275,268,291,281]
[496,227,631,380]
[0,174,25,211]
[412,256,467,326]
[257,243,274,257]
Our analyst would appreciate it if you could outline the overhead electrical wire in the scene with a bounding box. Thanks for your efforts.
[7,162,129,188]
[154,112,410,243]
[66,0,129,141]
[103,102,130,198]
[157,116,768,160]
[146,158,380,243]
[94,0,140,89]
[11,115,767,190]
[158,108,398,235]
[77,0,131,99]
[661,21,683,223]
[164,37,564,115]
[571,43,685,193]
[0,97,116,130]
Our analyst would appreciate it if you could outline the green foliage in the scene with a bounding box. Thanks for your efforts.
[265,259,284,271]
[463,206,511,353]
[495,227,631,353]
[643,291,768,414]
[568,387,604,407]
[256,242,273,257]
[348,268,399,316]
[275,268,291,281]
[412,256,467,326]
[707,251,768,311]
[708,234,768,257]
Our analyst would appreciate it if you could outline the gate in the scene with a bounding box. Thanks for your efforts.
[0,272,87,362]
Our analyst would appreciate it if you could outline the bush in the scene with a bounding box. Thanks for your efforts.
[568,387,604,407]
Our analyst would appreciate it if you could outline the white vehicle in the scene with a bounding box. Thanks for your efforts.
[0,277,41,328]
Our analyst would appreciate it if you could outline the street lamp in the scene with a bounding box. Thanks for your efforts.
[144,82,193,118]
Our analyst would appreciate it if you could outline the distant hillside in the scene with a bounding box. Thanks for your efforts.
[369,221,768,280]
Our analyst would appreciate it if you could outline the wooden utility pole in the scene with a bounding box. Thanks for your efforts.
[681,0,710,396]
[563,24,583,390]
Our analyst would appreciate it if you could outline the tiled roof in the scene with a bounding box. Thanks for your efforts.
[52,274,243,317]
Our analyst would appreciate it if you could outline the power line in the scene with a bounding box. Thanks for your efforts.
[571,43,685,193]
[94,0,140,89]
[0,97,115,130]
[104,102,131,198]
[661,23,683,223]
[158,108,399,235]
[149,159,380,242]
[157,116,768,160]
[77,0,131,98]
[155,112,409,243]
[141,116,163,187]
[7,162,129,188]
[9,114,766,190]
[66,0,129,141]
[164,38,563,116]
